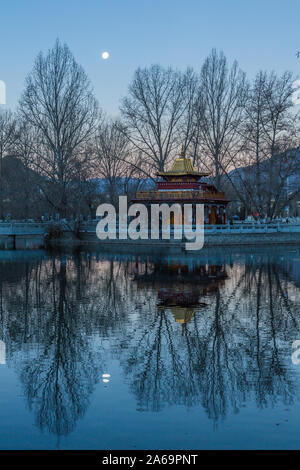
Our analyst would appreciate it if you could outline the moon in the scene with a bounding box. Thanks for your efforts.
[101,51,110,60]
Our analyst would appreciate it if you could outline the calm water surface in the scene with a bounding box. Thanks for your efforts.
[1,246,300,450]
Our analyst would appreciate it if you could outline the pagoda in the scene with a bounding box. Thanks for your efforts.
[133,259,228,335]
[132,147,230,224]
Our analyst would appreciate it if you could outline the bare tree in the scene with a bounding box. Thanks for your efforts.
[241,71,269,212]
[93,119,144,205]
[224,71,272,216]
[262,71,298,217]
[0,109,16,218]
[227,71,299,219]
[177,67,200,161]
[120,64,190,173]
[197,49,248,189]
[19,39,99,217]
[13,119,40,219]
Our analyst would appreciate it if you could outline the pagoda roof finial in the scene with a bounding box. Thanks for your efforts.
[157,143,211,177]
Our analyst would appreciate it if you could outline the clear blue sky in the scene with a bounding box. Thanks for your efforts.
[1,0,299,115]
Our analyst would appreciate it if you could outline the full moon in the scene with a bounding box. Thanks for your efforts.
[101,51,110,60]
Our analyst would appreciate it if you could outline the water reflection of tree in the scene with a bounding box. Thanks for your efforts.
[18,258,101,436]
[120,256,299,422]
[0,251,300,433]
[0,253,155,436]
[1,256,102,436]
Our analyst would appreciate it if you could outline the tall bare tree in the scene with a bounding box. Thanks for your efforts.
[262,71,298,217]
[19,39,99,217]
[179,68,201,164]
[0,109,16,219]
[120,64,190,173]
[227,71,299,219]
[223,71,271,216]
[94,119,143,205]
[197,49,248,189]
[13,119,38,219]
[241,71,269,212]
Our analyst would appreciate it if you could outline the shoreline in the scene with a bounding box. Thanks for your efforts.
[2,223,300,250]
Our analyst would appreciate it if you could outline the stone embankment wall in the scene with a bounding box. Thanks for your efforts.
[0,234,45,250]
[204,231,300,246]
[2,222,300,250]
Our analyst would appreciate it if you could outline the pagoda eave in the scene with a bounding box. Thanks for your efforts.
[157,171,211,177]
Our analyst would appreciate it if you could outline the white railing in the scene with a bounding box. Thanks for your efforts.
[204,223,300,233]
[0,223,46,235]
[79,221,300,234]
[0,221,75,235]
[2,221,300,237]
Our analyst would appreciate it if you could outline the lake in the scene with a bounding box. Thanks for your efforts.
[0,246,300,450]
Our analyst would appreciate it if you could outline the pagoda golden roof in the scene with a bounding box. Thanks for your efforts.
[170,306,196,324]
[157,305,196,323]
[157,147,210,177]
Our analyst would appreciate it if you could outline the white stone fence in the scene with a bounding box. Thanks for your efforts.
[0,223,46,235]
[203,222,300,233]
[1,221,300,237]
[79,221,300,234]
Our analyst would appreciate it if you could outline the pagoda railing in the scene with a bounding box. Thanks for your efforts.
[135,190,227,201]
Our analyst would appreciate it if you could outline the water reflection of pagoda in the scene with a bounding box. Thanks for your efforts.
[133,260,227,334]
[132,147,230,224]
